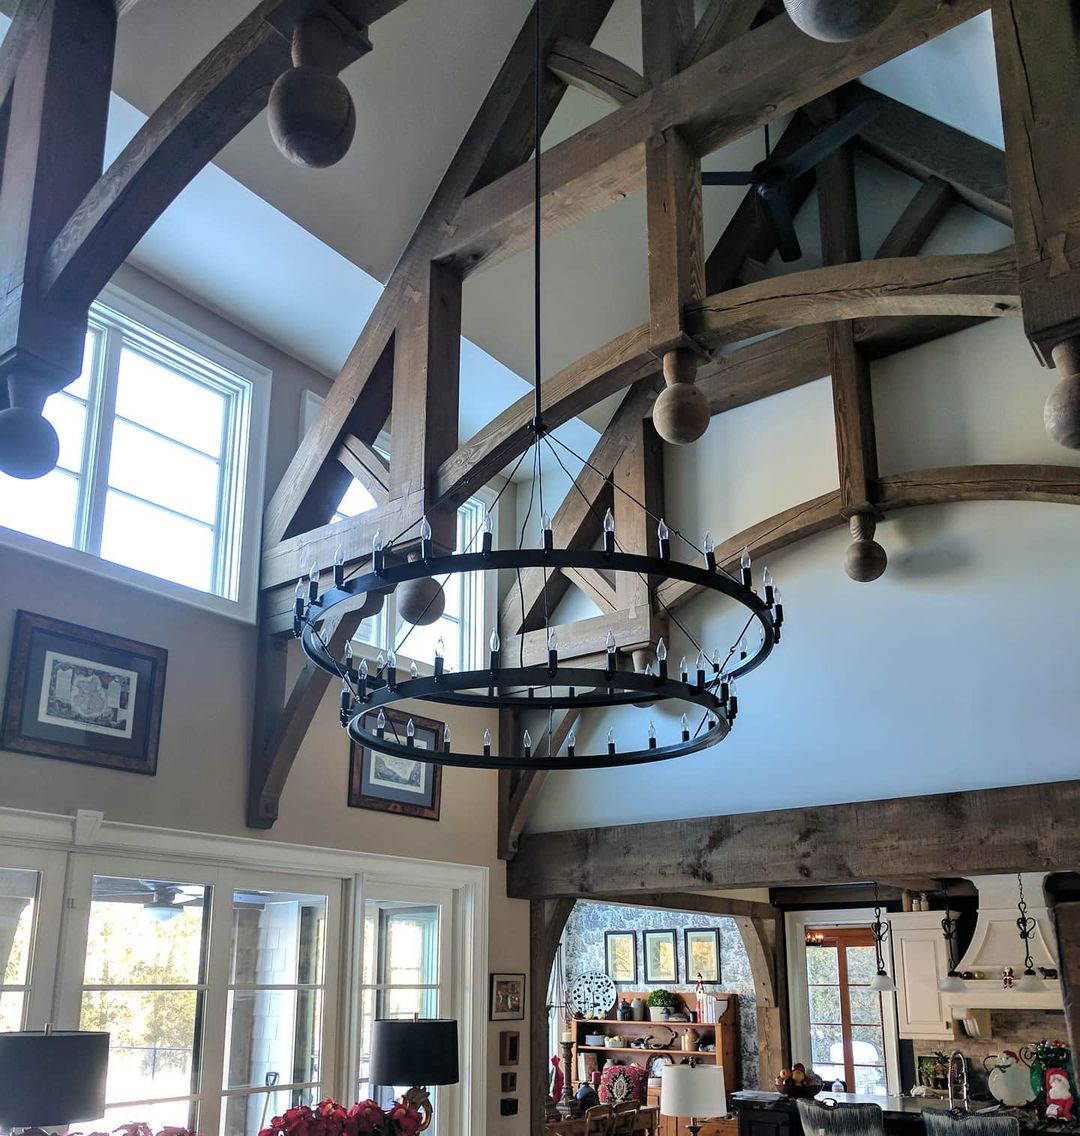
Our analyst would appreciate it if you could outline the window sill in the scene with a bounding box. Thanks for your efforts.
[0,524,257,624]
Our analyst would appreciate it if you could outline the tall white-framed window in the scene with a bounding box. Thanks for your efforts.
[785,908,901,1096]
[0,810,486,1136]
[0,286,271,621]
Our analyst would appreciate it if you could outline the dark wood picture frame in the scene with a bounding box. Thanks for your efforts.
[642,928,679,983]
[500,1072,517,1093]
[604,929,638,984]
[499,1030,520,1065]
[490,972,526,1021]
[1,611,167,775]
[684,927,722,983]
[348,707,443,820]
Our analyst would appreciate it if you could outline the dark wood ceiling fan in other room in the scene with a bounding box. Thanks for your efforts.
[701,99,880,262]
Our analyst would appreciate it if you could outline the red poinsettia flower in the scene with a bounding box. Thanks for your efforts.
[387,1103,422,1136]
[348,1100,387,1135]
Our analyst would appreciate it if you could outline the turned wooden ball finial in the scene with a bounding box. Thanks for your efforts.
[0,371,60,479]
[396,553,446,625]
[782,0,900,42]
[268,13,361,169]
[1045,338,1080,450]
[653,349,709,445]
[844,514,887,582]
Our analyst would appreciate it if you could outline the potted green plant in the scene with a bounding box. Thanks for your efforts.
[646,988,679,1021]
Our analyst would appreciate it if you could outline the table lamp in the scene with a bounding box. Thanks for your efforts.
[368,1018,458,1132]
[660,1064,727,1136]
[0,1027,109,1133]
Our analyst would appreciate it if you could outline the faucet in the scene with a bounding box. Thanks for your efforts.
[948,1051,970,1111]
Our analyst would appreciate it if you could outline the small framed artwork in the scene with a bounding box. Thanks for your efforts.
[685,928,722,983]
[643,928,678,983]
[348,707,443,820]
[501,1072,517,1093]
[491,973,525,1020]
[605,930,638,984]
[1,611,167,775]
[499,1030,520,1065]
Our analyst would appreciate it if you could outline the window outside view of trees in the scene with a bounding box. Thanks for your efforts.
[0,297,261,607]
[806,928,889,1094]
[0,868,40,1032]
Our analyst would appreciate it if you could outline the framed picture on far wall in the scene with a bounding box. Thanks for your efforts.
[605,930,638,984]
[643,928,678,983]
[490,973,526,1021]
[685,928,722,983]
[1,611,167,775]
[348,708,443,820]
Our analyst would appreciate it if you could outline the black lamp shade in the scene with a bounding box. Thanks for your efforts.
[368,1019,458,1088]
[0,1030,109,1127]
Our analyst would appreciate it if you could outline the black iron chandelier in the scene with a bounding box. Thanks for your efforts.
[292,1,786,770]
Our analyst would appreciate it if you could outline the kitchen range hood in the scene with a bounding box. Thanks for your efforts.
[941,873,1062,1032]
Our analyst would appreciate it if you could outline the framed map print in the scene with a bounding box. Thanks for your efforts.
[685,928,722,983]
[348,707,443,820]
[605,930,638,984]
[643,928,678,983]
[1,611,167,774]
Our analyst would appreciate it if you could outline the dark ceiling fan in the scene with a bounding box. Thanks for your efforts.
[701,100,880,263]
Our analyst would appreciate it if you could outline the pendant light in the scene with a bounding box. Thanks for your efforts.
[869,883,896,993]
[1012,873,1043,993]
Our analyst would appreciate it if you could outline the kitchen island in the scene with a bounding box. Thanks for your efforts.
[730,1092,1080,1136]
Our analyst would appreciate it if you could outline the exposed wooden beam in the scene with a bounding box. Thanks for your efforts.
[848,85,1011,228]
[1053,901,1080,1061]
[0,0,115,394]
[500,384,654,636]
[678,0,763,71]
[529,899,575,1134]
[504,605,661,668]
[593,890,776,921]
[0,0,48,110]
[335,433,389,504]
[563,566,618,614]
[614,412,663,608]
[687,250,1019,348]
[437,0,987,278]
[734,914,789,1083]
[353,0,411,22]
[263,0,612,546]
[247,604,363,827]
[546,37,645,107]
[655,463,1080,612]
[991,0,1080,364]
[704,111,818,295]
[507,779,1080,898]
[40,0,360,317]
[875,176,956,260]
[436,324,658,510]
[640,0,694,87]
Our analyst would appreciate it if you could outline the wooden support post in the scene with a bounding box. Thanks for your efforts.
[640,0,694,86]
[1053,900,1080,1061]
[875,176,955,260]
[0,0,114,474]
[992,0,1080,448]
[530,898,574,1136]
[734,915,790,1086]
[388,259,462,552]
[613,414,664,610]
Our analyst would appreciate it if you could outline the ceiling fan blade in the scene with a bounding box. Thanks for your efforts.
[701,170,757,186]
[766,101,881,182]
[758,187,802,262]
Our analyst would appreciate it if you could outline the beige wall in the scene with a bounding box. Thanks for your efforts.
[0,265,530,1136]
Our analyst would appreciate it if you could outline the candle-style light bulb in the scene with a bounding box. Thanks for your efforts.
[605,630,616,651]
[482,509,494,553]
[309,561,319,584]
[740,545,752,587]
[602,507,616,553]
[607,727,616,755]
[541,511,553,551]
[443,724,451,751]
[409,661,419,679]
[294,578,305,599]
[657,517,671,559]
[387,649,397,668]
[680,713,690,741]
[345,641,353,662]
[711,648,721,673]
[373,531,383,553]
[334,544,345,587]
[435,637,445,658]
[406,717,415,737]
[307,560,319,602]
[679,655,688,680]
[696,649,708,670]
[547,628,558,651]
[762,565,775,605]
[523,729,532,756]
[490,629,500,652]
[372,529,384,573]
[293,578,305,631]
[376,709,386,733]
[541,512,552,532]
[739,635,748,659]
[741,546,751,569]
[376,651,386,670]
[483,727,492,755]
[647,721,657,748]
[728,677,739,720]
[359,658,368,680]
[483,511,493,535]
[703,530,716,570]
[419,516,432,541]
[567,729,577,756]
[656,638,667,661]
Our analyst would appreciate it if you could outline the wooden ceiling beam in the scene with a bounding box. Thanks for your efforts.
[847,85,1011,228]
[678,0,763,71]
[875,176,956,260]
[503,605,662,668]
[263,0,614,546]
[546,38,645,108]
[437,0,988,278]
[335,433,390,505]
[687,250,1019,348]
[507,778,1080,898]
[655,463,1080,613]
[640,0,694,87]
[0,0,48,111]
[592,890,776,921]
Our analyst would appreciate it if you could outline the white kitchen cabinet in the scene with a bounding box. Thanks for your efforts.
[891,910,958,1040]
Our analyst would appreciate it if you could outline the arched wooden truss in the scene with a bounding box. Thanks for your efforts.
[2,3,1079,835]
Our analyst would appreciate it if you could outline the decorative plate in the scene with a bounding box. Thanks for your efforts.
[568,971,618,1019]
[647,1054,674,1079]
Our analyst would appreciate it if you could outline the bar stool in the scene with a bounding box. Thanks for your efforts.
[797,1098,886,1136]
[923,1110,1020,1136]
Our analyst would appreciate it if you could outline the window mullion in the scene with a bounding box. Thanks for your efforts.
[82,326,123,556]
[198,869,237,1136]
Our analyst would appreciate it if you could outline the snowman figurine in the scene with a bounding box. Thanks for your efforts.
[1045,1068,1074,1121]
